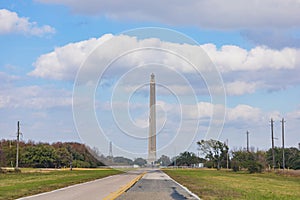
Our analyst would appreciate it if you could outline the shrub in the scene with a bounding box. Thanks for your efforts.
[14,168,21,173]
[231,160,240,172]
[248,161,263,173]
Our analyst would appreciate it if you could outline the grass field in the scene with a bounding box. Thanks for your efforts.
[163,169,300,200]
[0,168,122,200]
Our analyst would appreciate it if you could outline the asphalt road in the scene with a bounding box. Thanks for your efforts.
[117,170,200,200]
[18,170,145,200]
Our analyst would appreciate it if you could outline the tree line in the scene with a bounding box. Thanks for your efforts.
[0,140,103,168]
[173,139,300,173]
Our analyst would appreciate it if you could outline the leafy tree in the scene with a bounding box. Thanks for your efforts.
[22,145,57,168]
[231,150,264,173]
[266,147,300,169]
[113,156,133,165]
[55,147,72,168]
[173,151,200,166]
[286,147,300,169]
[0,140,104,168]
[197,139,228,170]
[157,155,171,166]
[72,160,91,168]
[0,140,17,167]
[133,158,147,166]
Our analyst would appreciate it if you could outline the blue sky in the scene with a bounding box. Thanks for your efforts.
[1,0,300,160]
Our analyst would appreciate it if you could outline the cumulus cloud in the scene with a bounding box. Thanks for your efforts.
[242,29,300,49]
[128,101,271,127]
[0,85,71,109]
[0,9,55,36]
[227,104,262,122]
[202,44,299,72]
[30,34,113,80]
[0,72,19,85]
[30,34,300,95]
[226,81,261,96]
[36,0,300,30]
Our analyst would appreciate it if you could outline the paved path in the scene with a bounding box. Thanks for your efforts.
[18,170,145,200]
[117,170,199,200]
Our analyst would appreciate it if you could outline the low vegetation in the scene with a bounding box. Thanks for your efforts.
[0,168,122,200]
[0,140,104,168]
[195,139,300,172]
[164,169,300,200]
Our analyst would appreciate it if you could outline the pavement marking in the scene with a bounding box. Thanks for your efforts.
[116,170,200,200]
[103,172,146,200]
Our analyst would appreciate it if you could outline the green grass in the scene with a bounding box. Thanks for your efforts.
[163,169,300,200]
[0,168,122,200]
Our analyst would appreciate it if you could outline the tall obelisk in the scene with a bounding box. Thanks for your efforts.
[148,73,156,164]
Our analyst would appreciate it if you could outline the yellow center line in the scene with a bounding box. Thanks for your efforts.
[103,172,146,200]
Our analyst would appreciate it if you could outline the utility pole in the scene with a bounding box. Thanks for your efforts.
[16,121,21,169]
[109,141,113,158]
[270,118,275,169]
[226,139,229,169]
[281,118,285,170]
[246,131,249,152]
[174,146,177,168]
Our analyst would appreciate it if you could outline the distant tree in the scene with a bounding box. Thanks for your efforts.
[113,157,133,165]
[23,144,57,168]
[157,155,171,166]
[173,151,200,166]
[72,160,91,168]
[286,147,300,169]
[266,147,300,170]
[0,140,104,168]
[55,147,72,168]
[0,140,17,167]
[231,150,264,173]
[197,139,228,170]
[133,158,147,166]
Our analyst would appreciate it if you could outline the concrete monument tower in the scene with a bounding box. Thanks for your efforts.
[148,73,156,164]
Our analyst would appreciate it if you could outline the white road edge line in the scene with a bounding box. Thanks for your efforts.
[17,174,118,200]
[164,172,201,200]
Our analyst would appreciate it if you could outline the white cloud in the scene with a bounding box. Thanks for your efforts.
[202,44,299,71]
[227,104,262,122]
[0,85,71,109]
[30,34,300,96]
[0,72,19,84]
[36,0,300,29]
[30,34,113,80]
[0,9,55,36]
[287,109,300,120]
[226,81,261,96]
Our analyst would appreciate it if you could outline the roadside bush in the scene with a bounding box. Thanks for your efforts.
[14,168,21,173]
[205,160,214,168]
[248,161,263,173]
[231,160,240,172]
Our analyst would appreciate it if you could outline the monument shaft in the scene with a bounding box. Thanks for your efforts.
[148,73,156,164]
